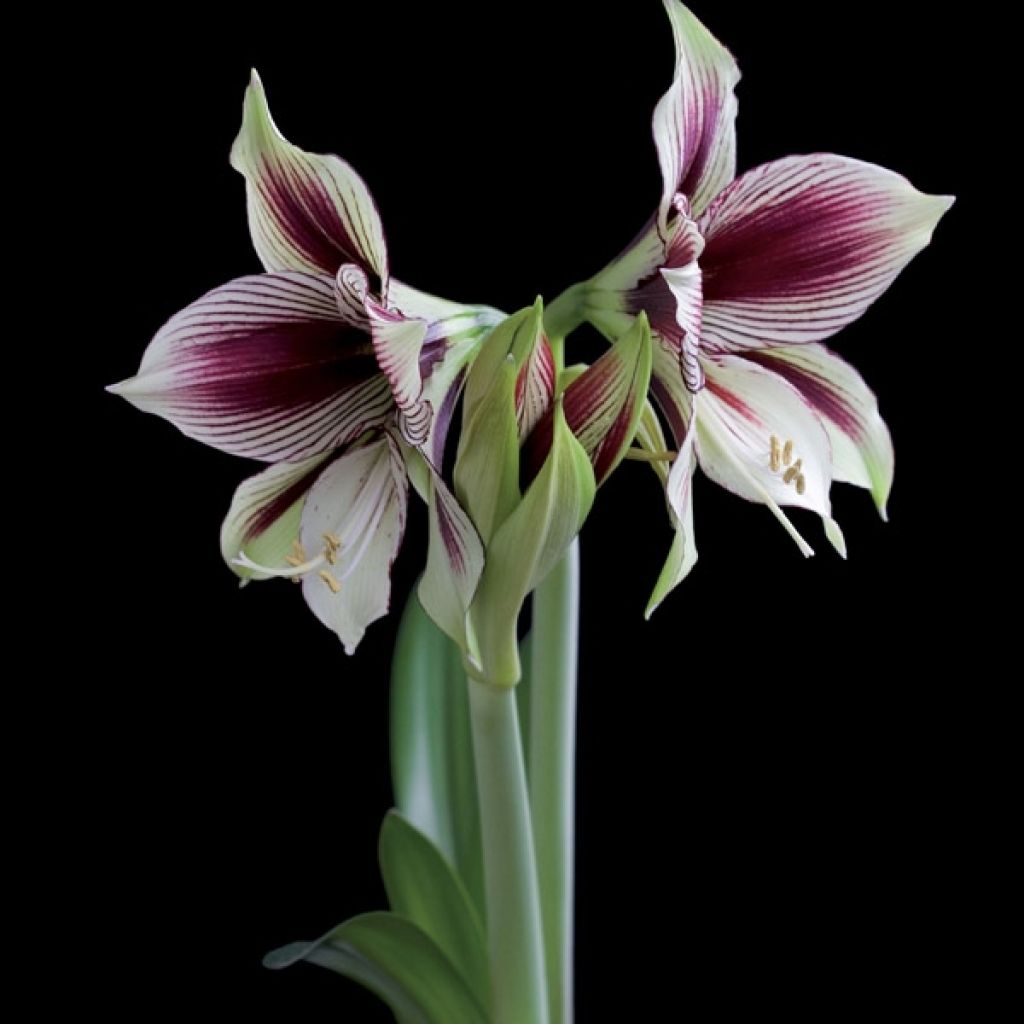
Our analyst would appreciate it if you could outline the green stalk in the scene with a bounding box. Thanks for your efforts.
[544,283,588,342]
[528,540,579,1024]
[468,678,550,1024]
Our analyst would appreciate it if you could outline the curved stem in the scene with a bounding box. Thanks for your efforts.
[544,283,588,342]
[529,540,580,1024]
[468,679,550,1024]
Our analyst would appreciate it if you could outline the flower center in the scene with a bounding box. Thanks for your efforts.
[769,435,806,495]
[235,534,346,592]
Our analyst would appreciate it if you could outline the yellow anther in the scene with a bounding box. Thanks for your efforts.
[324,532,341,550]
[782,440,794,466]
[792,458,803,472]
[319,569,342,594]
[285,554,304,567]
[783,466,799,485]
[324,545,337,565]
[292,539,308,562]
[770,435,781,472]
[290,575,303,585]
[795,474,806,495]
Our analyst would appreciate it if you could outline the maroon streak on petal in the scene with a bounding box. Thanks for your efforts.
[111,273,393,462]
[744,350,861,439]
[244,458,330,540]
[231,73,388,287]
[703,372,758,423]
[698,154,953,352]
[515,333,555,440]
[653,1,740,221]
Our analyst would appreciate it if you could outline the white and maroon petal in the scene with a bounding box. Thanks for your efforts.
[220,455,329,581]
[334,263,372,328]
[109,273,393,462]
[525,314,652,485]
[299,436,408,654]
[696,355,837,556]
[417,465,485,647]
[626,211,704,390]
[365,298,432,443]
[699,154,954,352]
[230,71,388,286]
[366,284,504,450]
[746,344,894,517]
[646,421,698,617]
[515,330,555,440]
[653,0,740,224]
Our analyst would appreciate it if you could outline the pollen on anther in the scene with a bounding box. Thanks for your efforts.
[292,539,308,562]
[324,532,341,549]
[795,474,806,495]
[319,569,342,594]
[770,435,781,472]
[324,545,337,565]
[782,440,794,466]
[285,554,304,567]
[783,466,799,485]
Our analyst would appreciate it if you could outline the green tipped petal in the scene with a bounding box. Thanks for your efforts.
[469,403,596,688]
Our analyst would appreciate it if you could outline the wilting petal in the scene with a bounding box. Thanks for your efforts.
[299,437,408,654]
[109,273,392,462]
[653,0,740,224]
[417,464,485,648]
[699,154,954,352]
[697,355,835,556]
[527,313,653,485]
[230,71,387,286]
[746,344,894,517]
[221,455,330,580]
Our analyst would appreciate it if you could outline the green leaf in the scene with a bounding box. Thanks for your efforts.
[391,590,485,918]
[379,811,489,1008]
[264,912,488,1024]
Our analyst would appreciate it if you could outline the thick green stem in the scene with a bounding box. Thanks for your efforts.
[529,540,579,1024]
[468,679,550,1024]
[544,284,588,342]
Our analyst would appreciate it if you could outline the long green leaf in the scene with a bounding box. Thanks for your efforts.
[391,590,485,918]
[265,912,488,1024]
[379,811,489,1008]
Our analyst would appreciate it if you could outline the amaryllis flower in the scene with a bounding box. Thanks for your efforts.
[109,72,499,652]
[577,1,953,611]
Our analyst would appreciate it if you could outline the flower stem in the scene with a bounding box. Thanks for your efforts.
[468,678,550,1024]
[545,283,588,341]
[529,540,579,1024]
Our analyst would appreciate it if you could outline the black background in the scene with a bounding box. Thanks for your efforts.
[67,2,980,1018]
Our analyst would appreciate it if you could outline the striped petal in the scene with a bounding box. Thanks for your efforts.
[646,420,698,617]
[367,282,504,449]
[699,155,954,352]
[109,273,392,462]
[696,355,837,557]
[299,437,408,654]
[745,344,894,518]
[221,455,330,581]
[653,1,740,225]
[527,313,653,485]
[230,71,388,287]
[417,463,485,649]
